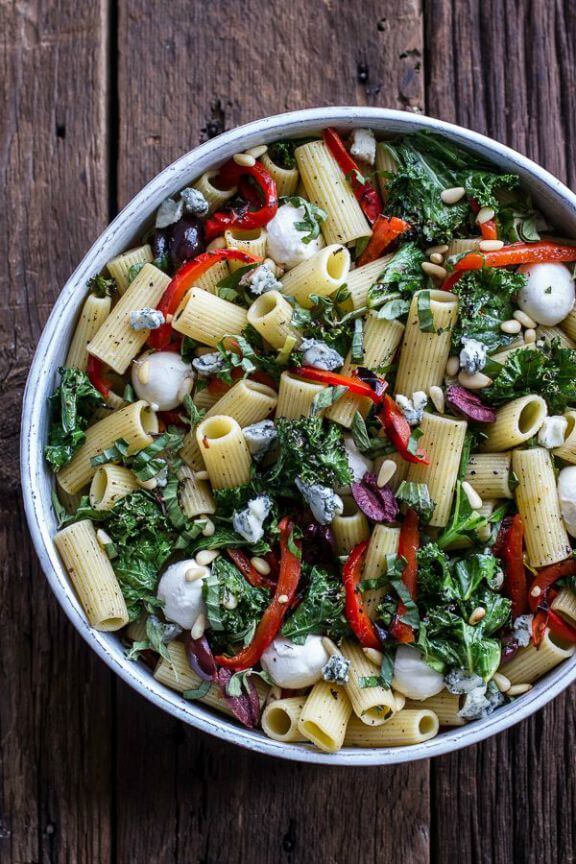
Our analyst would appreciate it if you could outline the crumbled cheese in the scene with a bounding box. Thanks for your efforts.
[129,307,166,331]
[239,264,281,296]
[537,415,568,449]
[444,669,484,695]
[242,420,278,461]
[459,337,488,375]
[484,680,506,714]
[232,495,273,544]
[156,197,184,228]
[395,391,428,426]
[181,187,209,216]
[322,653,351,684]
[349,128,377,166]
[512,614,533,648]
[458,684,490,720]
[295,478,344,525]
[558,466,576,538]
[297,339,344,371]
[192,352,225,376]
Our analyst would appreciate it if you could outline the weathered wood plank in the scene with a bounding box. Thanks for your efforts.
[0,2,112,861]
[115,3,428,862]
[425,2,576,862]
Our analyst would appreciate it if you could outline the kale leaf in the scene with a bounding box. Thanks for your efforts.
[282,565,346,644]
[45,367,104,471]
[437,481,488,550]
[450,267,527,353]
[203,556,269,651]
[265,417,352,492]
[366,242,429,314]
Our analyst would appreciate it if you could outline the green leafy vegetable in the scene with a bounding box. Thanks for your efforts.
[351,317,364,363]
[450,267,527,353]
[416,290,435,333]
[351,412,394,458]
[367,243,428,312]
[437,481,487,550]
[396,481,435,523]
[282,566,346,644]
[45,368,104,471]
[203,556,269,651]
[87,273,117,297]
[281,196,327,243]
[310,385,347,415]
[265,417,352,492]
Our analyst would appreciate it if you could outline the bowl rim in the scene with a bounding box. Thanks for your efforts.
[21,106,576,766]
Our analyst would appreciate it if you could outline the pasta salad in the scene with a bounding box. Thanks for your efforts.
[46,127,576,752]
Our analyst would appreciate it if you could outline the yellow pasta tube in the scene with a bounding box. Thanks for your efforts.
[203,379,277,427]
[172,287,248,346]
[106,244,153,294]
[54,520,129,631]
[89,464,139,510]
[56,487,84,515]
[405,692,466,727]
[446,238,481,257]
[280,244,350,308]
[193,171,237,214]
[57,401,158,494]
[560,305,576,342]
[247,291,302,349]
[535,325,575,349]
[490,340,535,367]
[407,413,468,527]
[464,453,513,499]
[65,293,112,371]
[345,710,439,746]
[552,587,576,627]
[363,525,400,618]
[296,140,371,245]
[225,227,267,271]
[195,260,230,294]
[179,432,204,471]
[340,640,397,725]
[297,681,352,753]
[375,142,397,200]
[195,415,251,489]
[126,616,148,643]
[275,372,326,419]
[482,395,548,452]
[87,264,171,373]
[193,386,220,411]
[553,410,576,464]
[395,290,459,396]
[512,448,572,567]
[332,500,370,555]
[346,254,394,310]
[500,630,575,685]
[261,151,300,197]
[261,697,307,743]
[178,464,215,517]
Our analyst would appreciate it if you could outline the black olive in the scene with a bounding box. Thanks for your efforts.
[168,215,205,268]
[151,227,170,259]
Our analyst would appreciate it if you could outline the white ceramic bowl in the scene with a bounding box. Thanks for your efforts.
[21,107,576,765]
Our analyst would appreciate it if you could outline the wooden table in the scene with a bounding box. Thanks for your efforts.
[3,1,576,861]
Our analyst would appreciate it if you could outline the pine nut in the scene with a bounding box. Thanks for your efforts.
[322,636,341,657]
[245,144,268,159]
[446,356,460,377]
[430,252,444,265]
[524,329,536,344]
[362,647,384,667]
[165,313,174,324]
[191,613,207,640]
[137,360,150,384]
[508,683,533,697]
[233,152,256,167]
[462,481,483,510]
[426,244,449,256]
[185,565,206,583]
[493,672,511,693]
[476,206,495,224]
[377,459,397,488]
[429,385,445,414]
[458,370,492,390]
[501,319,522,335]
[278,594,289,604]
[530,585,542,598]
[513,309,537,329]
[222,592,238,610]
[206,236,227,252]
[441,186,466,205]
[196,549,219,566]
[250,556,271,576]
[394,693,406,712]
[263,257,277,274]
[479,239,504,252]
[148,402,160,412]
[468,606,486,625]
[201,517,215,537]
[422,261,448,281]
[138,476,158,491]
[96,528,113,548]
[195,470,210,481]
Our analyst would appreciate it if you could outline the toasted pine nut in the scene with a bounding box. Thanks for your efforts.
[429,385,445,414]
[501,319,522,335]
[263,257,277,274]
[138,476,158,491]
[446,356,460,377]
[422,261,448,281]
[322,636,341,657]
[514,309,537,328]
[377,459,397,488]
[458,370,492,390]
[222,592,238,610]
[196,549,219,566]
[530,585,542,598]
[206,236,227,252]
[508,683,533,697]
[524,328,536,344]
[245,144,268,159]
[468,606,486,625]
[441,186,466,205]
[185,565,206,583]
[201,517,215,537]
[96,528,113,548]
[194,470,210,481]
[426,244,449,256]
[493,672,511,693]
[165,313,174,324]
[191,613,207,640]
[462,481,483,511]
[233,152,256,167]
[476,206,496,224]
[148,402,160,412]
[137,360,150,384]
[362,647,384,667]
[430,252,444,265]
[479,239,504,252]
[278,594,289,604]
[250,556,271,576]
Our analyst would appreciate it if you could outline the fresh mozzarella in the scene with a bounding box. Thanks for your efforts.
[537,415,568,449]
[558,466,576,538]
[131,351,194,411]
[157,559,208,629]
[517,262,575,325]
[392,645,445,700]
[266,203,324,270]
[260,635,329,688]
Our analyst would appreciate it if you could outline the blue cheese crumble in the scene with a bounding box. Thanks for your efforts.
[444,669,483,695]
[242,420,278,462]
[129,308,166,330]
[192,352,225,376]
[295,478,344,525]
[181,187,209,216]
[349,128,376,166]
[239,264,281,296]
[459,337,488,375]
[155,197,184,228]
[297,339,344,371]
[322,654,351,684]
[395,391,428,426]
[232,495,273,544]
[512,614,533,648]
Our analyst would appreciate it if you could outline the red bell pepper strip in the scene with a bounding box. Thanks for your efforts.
[357,215,411,267]
[342,540,381,650]
[493,514,528,619]
[376,394,429,464]
[289,366,387,404]
[453,241,576,273]
[226,548,276,591]
[87,355,112,398]
[157,410,188,428]
[323,128,382,225]
[203,160,278,242]
[469,197,498,241]
[214,517,301,670]
[441,270,464,292]
[390,509,420,644]
[547,609,576,644]
[149,249,262,350]
[528,558,576,612]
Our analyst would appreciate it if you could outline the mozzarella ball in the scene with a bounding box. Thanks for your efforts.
[558,466,576,538]
[517,263,575,326]
[392,645,445,701]
[260,635,329,689]
[132,351,194,411]
[157,559,208,629]
[266,203,324,270]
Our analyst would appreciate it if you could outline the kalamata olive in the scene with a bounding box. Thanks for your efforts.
[168,214,205,268]
[151,227,170,259]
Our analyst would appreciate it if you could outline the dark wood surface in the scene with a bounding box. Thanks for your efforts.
[2,1,575,861]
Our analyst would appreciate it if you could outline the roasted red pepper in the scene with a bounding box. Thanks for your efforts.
[453,241,576,272]
[323,128,382,225]
[289,366,387,404]
[528,558,576,612]
[87,355,112,398]
[390,509,420,644]
[469,197,498,241]
[342,540,381,650]
[493,514,528,619]
[441,271,464,292]
[547,609,576,644]
[149,249,262,350]
[215,517,301,670]
[203,159,278,242]
[357,215,410,267]
[226,548,276,591]
[376,394,429,464]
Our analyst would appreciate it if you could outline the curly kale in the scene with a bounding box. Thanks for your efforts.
[265,417,352,493]
[450,267,527,354]
[45,368,104,471]
[203,556,269,651]
[282,565,347,644]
